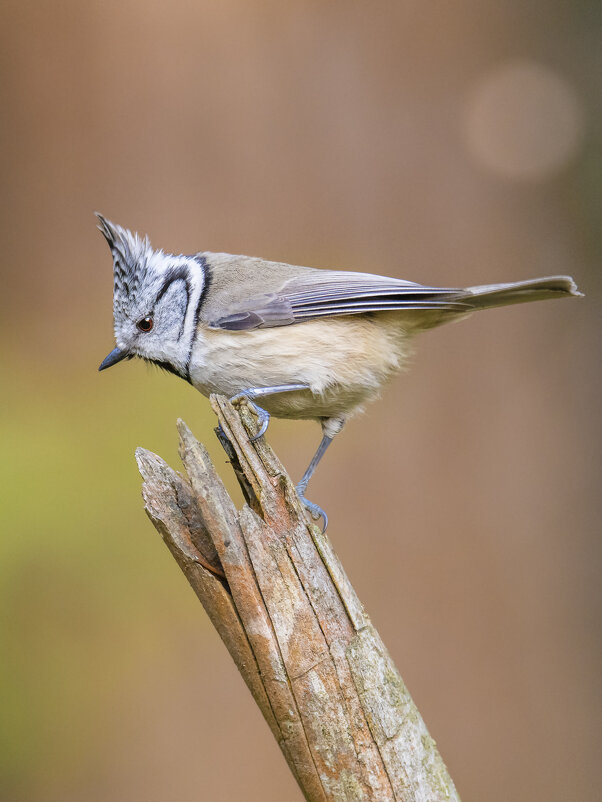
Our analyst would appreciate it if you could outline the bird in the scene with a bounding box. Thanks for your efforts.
[97,214,581,529]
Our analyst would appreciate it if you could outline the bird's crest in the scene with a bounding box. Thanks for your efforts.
[95,213,163,315]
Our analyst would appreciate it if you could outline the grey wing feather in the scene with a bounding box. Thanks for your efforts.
[209,270,468,330]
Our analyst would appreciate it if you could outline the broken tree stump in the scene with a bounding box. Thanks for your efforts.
[135,395,460,802]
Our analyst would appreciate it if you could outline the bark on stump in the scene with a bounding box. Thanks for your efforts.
[135,395,460,802]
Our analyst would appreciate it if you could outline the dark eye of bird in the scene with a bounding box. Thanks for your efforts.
[137,316,154,332]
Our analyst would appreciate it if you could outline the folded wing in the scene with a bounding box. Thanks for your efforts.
[208,271,468,331]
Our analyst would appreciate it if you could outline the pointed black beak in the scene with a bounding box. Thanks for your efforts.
[99,347,128,371]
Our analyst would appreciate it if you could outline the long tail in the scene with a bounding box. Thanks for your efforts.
[451,275,582,311]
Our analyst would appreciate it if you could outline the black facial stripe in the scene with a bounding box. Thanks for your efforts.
[177,284,189,341]
[142,357,191,383]
[185,255,211,382]
[193,254,212,302]
[155,265,191,304]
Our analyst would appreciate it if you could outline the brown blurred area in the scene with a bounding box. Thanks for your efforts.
[1,2,600,800]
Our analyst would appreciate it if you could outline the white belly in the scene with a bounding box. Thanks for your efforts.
[188,314,414,421]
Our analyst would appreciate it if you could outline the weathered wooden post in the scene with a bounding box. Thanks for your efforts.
[136,395,460,801]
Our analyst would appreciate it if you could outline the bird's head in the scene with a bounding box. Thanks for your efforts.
[96,214,207,380]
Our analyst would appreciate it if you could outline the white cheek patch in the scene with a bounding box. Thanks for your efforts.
[155,279,189,340]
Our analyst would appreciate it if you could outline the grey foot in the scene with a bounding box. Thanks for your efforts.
[297,490,328,533]
[229,394,270,440]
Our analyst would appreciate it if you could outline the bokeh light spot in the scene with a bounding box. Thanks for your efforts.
[465,61,585,180]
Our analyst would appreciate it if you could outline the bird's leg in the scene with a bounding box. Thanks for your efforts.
[229,384,310,440]
[295,416,345,532]
[296,435,333,531]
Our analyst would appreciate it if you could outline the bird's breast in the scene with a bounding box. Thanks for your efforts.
[188,314,413,420]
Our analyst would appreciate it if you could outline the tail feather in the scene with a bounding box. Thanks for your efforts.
[450,275,582,311]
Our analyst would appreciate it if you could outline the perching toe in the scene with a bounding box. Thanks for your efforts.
[249,406,270,440]
[229,393,271,440]
[297,492,328,533]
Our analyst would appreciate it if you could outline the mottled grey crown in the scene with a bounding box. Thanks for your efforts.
[95,213,162,316]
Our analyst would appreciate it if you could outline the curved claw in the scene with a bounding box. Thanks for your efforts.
[229,394,271,441]
[297,491,328,533]
[249,405,270,441]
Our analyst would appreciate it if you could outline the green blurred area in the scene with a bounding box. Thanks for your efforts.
[1,2,600,801]
[0,351,311,800]
[0,358,206,792]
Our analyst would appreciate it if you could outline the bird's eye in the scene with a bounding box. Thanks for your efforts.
[137,316,154,332]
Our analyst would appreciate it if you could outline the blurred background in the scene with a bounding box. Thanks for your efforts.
[1,2,600,800]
